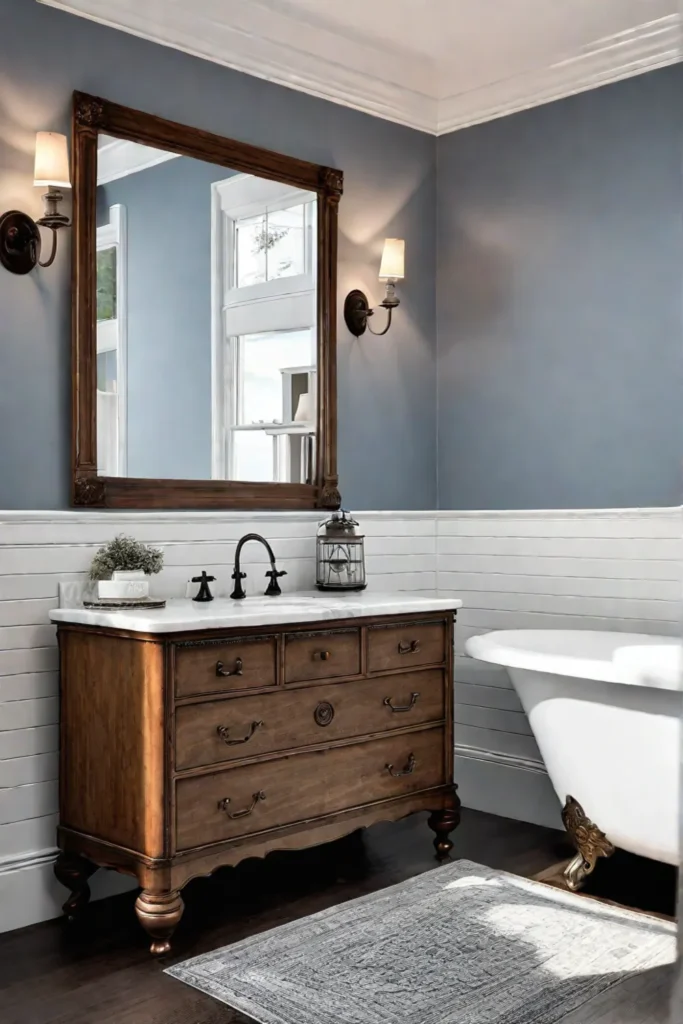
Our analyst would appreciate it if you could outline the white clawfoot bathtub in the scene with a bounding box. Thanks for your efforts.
[465,630,682,870]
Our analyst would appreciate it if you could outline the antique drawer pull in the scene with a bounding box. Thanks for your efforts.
[385,754,416,777]
[217,791,265,819]
[216,720,263,745]
[216,657,244,678]
[313,650,331,661]
[314,701,335,727]
[383,692,420,713]
[398,640,421,655]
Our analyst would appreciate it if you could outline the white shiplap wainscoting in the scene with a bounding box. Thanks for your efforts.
[0,509,436,934]
[437,507,682,830]
[0,505,680,934]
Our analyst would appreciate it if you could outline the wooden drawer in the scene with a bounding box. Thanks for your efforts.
[284,628,360,683]
[175,669,445,770]
[367,620,447,673]
[175,727,445,850]
[174,636,277,698]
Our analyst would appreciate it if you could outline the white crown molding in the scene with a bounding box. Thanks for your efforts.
[436,15,682,134]
[97,137,179,184]
[39,0,437,133]
[40,2,682,135]
[0,506,677,525]
[434,506,682,520]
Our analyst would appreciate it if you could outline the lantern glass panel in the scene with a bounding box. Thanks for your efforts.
[316,535,366,591]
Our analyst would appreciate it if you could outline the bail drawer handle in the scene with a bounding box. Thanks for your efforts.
[385,754,416,777]
[217,791,265,819]
[398,640,420,655]
[383,692,420,713]
[216,721,263,745]
[216,657,244,678]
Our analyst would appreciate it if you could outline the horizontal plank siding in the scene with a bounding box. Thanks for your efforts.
[0,506,678,932]
[441,507,681,830]
[0,752,59,788]
[0,509,440,935]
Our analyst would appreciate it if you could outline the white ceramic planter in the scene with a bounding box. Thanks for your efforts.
[97,570,150,600]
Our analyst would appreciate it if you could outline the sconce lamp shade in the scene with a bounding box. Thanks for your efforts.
[378,238,405,281]
[33,132,71,188]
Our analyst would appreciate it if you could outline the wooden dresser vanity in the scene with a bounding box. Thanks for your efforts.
[51,595,461,953]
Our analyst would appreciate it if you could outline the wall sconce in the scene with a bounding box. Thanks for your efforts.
[0,132,71,275]
[344,238,405,337]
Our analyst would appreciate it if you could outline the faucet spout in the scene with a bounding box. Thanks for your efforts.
[231,534,287,600]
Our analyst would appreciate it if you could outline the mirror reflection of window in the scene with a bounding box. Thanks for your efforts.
[231,328,316,482]
[96,204,126,477]
[212,175,318,483]
[235,203,307,287]
[93,135,318,484]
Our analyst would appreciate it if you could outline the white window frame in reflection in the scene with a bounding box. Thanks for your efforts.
[96,203,128,477]
[210,174,317,482]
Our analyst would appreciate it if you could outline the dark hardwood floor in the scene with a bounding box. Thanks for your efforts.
[0,809,675,1024]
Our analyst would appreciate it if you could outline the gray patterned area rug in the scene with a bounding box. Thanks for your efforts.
[166,859,676,1024]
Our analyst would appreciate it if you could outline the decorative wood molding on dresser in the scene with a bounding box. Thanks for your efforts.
[54,609,460,954]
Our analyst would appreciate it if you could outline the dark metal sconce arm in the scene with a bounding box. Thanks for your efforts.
[37,227,59,269]
[365,304,394,337]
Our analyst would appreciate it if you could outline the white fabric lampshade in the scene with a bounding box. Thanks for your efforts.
[34,132,71,188]
[378,238,405,280]
[294,392,314,422]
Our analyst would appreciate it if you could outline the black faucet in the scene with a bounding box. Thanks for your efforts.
[231,533,287,600]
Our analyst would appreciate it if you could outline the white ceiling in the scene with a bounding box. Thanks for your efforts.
[41,0,681,133]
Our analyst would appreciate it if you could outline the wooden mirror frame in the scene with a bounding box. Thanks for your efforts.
[71,91,342,510]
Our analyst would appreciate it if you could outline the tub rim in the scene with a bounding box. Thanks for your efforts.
[465,629,681,691]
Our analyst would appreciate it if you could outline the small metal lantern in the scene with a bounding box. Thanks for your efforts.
[316,510,366,592]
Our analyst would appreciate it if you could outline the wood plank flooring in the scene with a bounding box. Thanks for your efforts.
[0,809,676,1024]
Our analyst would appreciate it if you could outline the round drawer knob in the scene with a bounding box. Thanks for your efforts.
[314,701,335,727]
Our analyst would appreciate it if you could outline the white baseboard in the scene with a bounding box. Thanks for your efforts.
[0,848,137,935]
[455,746,564,832]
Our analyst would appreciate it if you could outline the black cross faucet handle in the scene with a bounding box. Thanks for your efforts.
[264,568,287,596]
[192,571,216,603]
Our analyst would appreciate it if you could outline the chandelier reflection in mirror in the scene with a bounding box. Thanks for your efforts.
[316,511,366,591]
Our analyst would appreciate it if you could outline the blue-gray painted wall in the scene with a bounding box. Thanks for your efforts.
[0,0,437,509]
[98,158,236,479]
[1,1,681,511]
[436,66,683,510]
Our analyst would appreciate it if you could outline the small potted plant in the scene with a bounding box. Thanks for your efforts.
[89,535,164,600]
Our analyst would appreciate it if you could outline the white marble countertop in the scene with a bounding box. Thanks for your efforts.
[50,591,462,634]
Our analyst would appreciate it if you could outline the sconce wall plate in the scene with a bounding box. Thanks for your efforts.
[0,211,42,275]
[344,288,371,337]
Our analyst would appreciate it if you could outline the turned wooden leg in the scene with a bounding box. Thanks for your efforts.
[53,852,98,920]
[428,788,462,861]
[135,890,184,956]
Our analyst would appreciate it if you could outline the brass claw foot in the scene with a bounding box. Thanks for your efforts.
[562,795,615,891]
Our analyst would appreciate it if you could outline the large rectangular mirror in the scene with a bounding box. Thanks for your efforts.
[72,92,342,509]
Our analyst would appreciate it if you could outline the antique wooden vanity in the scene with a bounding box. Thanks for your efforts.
[51,596,461,953]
